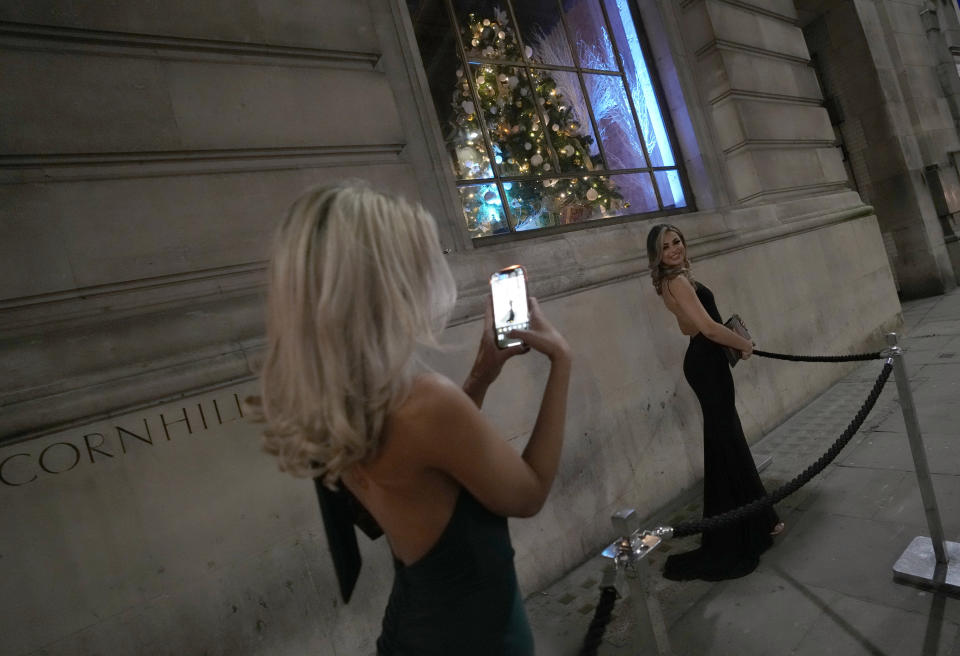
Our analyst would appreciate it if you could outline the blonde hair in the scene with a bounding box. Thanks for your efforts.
[257,181,457,487]
[646,223,694,296]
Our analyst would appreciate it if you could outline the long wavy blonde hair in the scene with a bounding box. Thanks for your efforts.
[646,223,694,296]
[256,181,457,487]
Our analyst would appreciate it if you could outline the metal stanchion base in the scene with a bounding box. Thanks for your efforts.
[892,536,960,593]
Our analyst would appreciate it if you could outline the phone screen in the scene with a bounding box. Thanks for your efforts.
[490,266,529,348]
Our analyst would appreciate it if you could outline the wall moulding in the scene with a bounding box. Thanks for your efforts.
[695,38,810,66]
[709,89,823,107]
[0,262,267,336]
[0,21,380,70]
[736,181,852,205]
[0,289,266,441]
[679,0,798,26]
[0,144,406,184]
[722,139,838,155]
[0,339,263,445]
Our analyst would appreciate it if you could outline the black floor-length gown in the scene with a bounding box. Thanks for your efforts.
[663,281,780,581]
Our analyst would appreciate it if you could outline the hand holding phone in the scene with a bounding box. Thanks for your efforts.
[489,265,530,349]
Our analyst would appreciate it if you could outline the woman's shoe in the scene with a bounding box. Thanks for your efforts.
[770,522,785,536]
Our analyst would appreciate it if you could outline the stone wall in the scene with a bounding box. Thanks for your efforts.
[0,1,903,654]
[0,204,899,655]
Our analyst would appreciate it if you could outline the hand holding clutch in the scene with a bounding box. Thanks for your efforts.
[723,314,751,367]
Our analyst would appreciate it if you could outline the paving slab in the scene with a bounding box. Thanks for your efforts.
[907,320,960,339]
[666,570,835,656]
[765,511,960,624]
[921,294,960,322]
[870,470,960,535]
[874,374,960,433]
[795,463,912,520]
[789,586,960,656]
[839,431,960,476]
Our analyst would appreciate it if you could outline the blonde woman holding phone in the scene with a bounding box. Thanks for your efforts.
[256,182,571,655]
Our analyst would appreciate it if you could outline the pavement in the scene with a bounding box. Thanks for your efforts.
[526,287,960,656]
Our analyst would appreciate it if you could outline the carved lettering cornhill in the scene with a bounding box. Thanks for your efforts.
[0,393,246,487]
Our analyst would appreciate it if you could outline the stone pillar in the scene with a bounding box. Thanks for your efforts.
[794,0,957,297]
[858,0,957,295]
[678,0,849,204]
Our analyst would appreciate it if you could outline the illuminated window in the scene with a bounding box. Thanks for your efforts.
[407,0,689,238]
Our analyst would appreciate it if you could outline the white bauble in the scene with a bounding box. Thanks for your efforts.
[456,146,477,164]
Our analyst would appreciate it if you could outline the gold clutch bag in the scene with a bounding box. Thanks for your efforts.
[723,314,750,367]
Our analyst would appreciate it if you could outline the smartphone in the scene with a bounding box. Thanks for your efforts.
[489,265,530,349]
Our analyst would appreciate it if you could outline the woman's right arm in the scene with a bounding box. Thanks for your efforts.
[665,276,753,356]
[404,298,571,518]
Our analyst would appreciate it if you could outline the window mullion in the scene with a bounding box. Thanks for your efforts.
[556,0,611,175]
[444,0,516,231]
[629,2,696,210]
[505,0,562,173]
[597,0,664,211]
[466,56,625,77]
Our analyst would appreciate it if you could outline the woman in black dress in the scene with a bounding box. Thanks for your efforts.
[647,224,783,581]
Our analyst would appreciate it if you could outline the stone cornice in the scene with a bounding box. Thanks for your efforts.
[680,0,798,27]
[0,145,406,184]
[0,21,380,70]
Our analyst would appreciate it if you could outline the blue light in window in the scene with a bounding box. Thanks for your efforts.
[614,0,684,206]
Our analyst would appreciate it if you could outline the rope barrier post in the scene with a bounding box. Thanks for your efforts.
[886,333,960,593]
[604,509,672,656]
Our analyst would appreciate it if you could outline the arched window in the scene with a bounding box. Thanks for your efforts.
[407,0,690,239]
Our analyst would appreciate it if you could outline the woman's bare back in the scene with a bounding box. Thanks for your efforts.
[342,375,463,566]
[662,280,700,336]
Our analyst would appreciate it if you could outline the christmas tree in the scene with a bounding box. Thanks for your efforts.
[448,9,625,236]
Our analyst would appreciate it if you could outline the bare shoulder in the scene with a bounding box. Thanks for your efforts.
[399,372,469,415]
[390,373,476,443]
[664,274,695,297]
